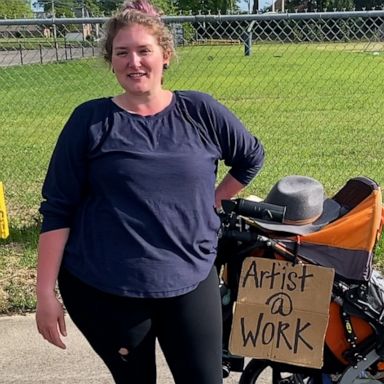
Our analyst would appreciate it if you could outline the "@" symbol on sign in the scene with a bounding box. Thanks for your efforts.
[265,292,293,316]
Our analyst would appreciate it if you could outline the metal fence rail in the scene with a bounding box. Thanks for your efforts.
[0,11,383,230]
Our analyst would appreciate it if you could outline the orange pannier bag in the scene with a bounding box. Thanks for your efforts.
[278,177,384,366]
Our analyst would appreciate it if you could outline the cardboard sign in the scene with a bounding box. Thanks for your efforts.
[229,257,335,368]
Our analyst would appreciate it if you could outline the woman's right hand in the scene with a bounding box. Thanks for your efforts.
[36,228,70,349]
[36,292,67,349]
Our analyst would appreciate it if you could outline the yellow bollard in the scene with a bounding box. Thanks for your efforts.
[0,182,9,239]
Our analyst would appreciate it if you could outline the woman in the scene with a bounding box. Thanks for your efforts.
[35,1,265,383]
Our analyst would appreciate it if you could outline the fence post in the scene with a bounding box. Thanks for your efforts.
[64,38,68,61]
[54,40,59,62]
[39,43,43,64]
[244,20,256,56]
[18,43,23,65]
[244,32,253,56]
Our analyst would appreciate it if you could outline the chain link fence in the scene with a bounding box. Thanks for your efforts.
[1,11,383,233]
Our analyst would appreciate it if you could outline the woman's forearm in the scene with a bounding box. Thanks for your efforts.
[36,228,70,297]
[215,173,246,208]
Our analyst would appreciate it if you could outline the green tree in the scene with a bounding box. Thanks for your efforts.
[96,0,123,14]
[314,0,354,11]
[263,0,355,13]
[0,0,32,18]
[81,0,102,15]
[96,0,176,15]
[35,0,102,17]
[35,0,71,17]
[152,0,176,14]
[175,0,236,14]
[355,0,383,10]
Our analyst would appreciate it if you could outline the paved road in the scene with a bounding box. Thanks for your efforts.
[0,314,243,384]
[0,46,98,67]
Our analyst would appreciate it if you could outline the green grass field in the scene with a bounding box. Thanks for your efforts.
[0,41,383,313]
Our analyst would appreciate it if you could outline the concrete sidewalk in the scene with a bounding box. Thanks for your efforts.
[0,314,242,384]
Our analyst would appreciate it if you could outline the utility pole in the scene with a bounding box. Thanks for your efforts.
[51,0,57,40]
[81,0,86,41]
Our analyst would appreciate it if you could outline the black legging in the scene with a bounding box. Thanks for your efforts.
[58,267,223,384]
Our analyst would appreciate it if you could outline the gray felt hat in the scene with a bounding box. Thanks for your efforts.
[251,175,342,235]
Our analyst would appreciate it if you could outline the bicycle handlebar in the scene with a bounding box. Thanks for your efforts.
[221,199,286,223]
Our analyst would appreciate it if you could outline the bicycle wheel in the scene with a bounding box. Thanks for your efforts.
[239,359,321,384]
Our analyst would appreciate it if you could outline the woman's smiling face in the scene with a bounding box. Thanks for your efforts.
[111,24,168,96]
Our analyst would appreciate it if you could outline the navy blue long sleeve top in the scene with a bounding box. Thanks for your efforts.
[40,91,265,298]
